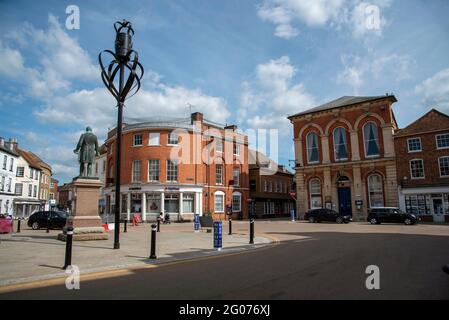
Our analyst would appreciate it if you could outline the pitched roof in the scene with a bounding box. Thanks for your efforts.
[28,152,52,172]
[288,95,397,119]
[17,149,42,169]
[248,149,293,175]
[395,109,449,137]
[0,142,19,157]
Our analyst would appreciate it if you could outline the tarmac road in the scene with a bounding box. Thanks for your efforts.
[1,222,449,300]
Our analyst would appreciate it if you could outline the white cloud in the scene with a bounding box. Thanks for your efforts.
[257,0,393,40]
[337,52,414,93]
[416,68,449,112]
[240,56,315,136]
[1,15,98,100]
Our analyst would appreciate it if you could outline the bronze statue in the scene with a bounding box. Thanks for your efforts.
[74,127,100,177]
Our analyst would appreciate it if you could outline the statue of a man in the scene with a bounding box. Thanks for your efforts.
[74,127,100,177]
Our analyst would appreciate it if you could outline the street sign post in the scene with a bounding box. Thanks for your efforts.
[213,221,222,251]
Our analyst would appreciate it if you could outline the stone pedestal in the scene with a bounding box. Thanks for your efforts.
[58,177,108,241]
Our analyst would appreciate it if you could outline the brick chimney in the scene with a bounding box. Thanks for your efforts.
[224,124,237,131]
[8,138,18,151]
[191,112,203,124]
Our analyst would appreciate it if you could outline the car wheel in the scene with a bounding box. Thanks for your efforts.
[370,218,378,225]
[32,222,40,230]
[404,218,412,225]
[336,217,343,224]
[308,217,315,223]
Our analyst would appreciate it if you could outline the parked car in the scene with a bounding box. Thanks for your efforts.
[305,209,352,224]
[367,207,418,225]
[0,214,13,234]
[27,210,68,230]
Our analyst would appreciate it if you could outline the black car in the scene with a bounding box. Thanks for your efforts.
[304,209,352,224]
[27,210,68,230]
[367,207,418,225]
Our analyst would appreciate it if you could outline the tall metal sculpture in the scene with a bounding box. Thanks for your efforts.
[99,20,144,249]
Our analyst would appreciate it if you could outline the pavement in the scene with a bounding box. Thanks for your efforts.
[0,220,271,287]
[1,220,449,299]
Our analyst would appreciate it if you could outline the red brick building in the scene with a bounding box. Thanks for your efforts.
[249,150,295,218]
[104,112,249,221]
[288,95,399,221]
[395,109,449,222]
[50,178,58,201]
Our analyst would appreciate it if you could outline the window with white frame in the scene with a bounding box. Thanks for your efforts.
[33,185,37,197]
[216,164,223,185]
[363,122,380,157]
[148,159,160,181]
[264,201,274,215]
[407,137,422,153]
[9,158,14,171]
[439,157,449,177]
[2,155,6,170]
[28,184,32,196]
[333,127,348,161]
[183,194,194,213]
[368,174,384,208]
[233,143,240,156]
[232,192,241,212]
[29,168,33,179]
[132,160,141,182]
[436,133,449,149]
[149,132,160,146]
[309,178,322,209]
[166,160,178,182]
[16,166,24,177]
[410,159,425,179]
[232,167,240,186]
[168,132,179,145]
[268,181,272,192]
[214,191,225,212]
[133,134,143,146]
[0,176,4,191]
[7,178,12,192]
[264,180,268,192]
[15,183,23,196]
[306,132,319,163]
[216,139,223,153]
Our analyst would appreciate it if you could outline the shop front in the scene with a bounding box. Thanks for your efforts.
[399,187,449,223]
[107,185,203,222]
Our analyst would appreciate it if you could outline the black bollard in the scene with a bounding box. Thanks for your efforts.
[17,218,21,233]
[124,219,127,233]
[46,215,50,233]
[228,217,232,235]
[157,217,161,232]
[149,224,157,259]
[249,217,254,244]
[63,227,74,270]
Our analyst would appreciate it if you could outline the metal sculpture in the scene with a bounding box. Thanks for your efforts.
[99,20,144,249]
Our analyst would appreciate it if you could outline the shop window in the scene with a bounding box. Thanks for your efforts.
[368,174,384,208]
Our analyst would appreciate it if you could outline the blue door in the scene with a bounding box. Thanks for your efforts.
[338,188,352,217]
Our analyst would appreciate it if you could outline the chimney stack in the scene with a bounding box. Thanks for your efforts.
[191,112,203,124]
[225,124,237,131]
[0,137,4,147]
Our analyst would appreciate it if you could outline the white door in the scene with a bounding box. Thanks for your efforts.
[432,198,444,223]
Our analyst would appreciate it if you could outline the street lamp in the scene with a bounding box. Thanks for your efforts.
[99,20,144,249]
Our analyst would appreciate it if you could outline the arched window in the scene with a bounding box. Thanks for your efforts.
[363,122,380,157]
[333,127,348,161]
[306,132,320,164]
[368,174,384,208]
[309,178,322,209]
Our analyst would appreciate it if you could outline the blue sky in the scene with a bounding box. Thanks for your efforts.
[1,0,449,183]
